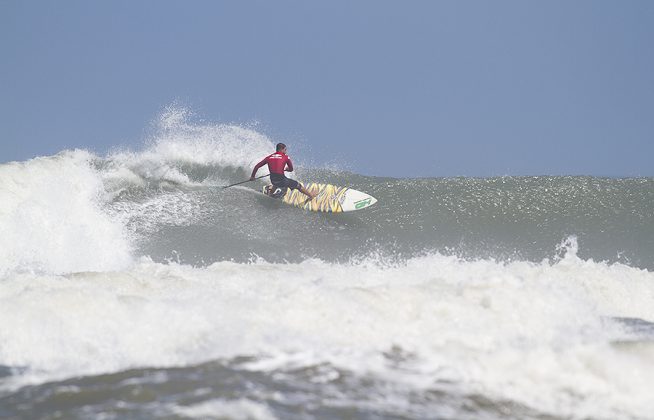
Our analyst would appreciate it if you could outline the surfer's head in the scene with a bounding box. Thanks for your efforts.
[276,143,287,153]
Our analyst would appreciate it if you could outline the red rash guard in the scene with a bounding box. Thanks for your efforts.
[251,152,294,178]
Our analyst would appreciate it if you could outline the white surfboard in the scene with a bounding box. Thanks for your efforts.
[262,182,377,213]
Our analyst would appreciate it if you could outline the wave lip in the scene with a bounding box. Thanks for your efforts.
[103,106,275,190]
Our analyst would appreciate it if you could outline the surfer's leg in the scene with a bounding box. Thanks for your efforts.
[300,185,316,199]
[287,179,315,199]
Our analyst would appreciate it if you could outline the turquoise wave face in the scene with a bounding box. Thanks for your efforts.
[109,165,654,269]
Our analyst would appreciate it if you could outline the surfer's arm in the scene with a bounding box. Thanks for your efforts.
[250,158,267,179]
[285,159,293,172]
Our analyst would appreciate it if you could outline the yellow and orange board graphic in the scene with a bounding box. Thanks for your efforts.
[262,182,377,213]
[282,183,349,213]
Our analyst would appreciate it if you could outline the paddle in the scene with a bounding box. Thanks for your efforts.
[221,174,270,189]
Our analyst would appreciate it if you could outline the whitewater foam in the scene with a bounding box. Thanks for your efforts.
[169,398,277,420]
[1,247,653,418]
[0,150,132,276]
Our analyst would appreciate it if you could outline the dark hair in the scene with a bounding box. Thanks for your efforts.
[276,143,286,152]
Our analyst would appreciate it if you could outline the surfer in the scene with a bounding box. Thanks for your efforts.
[250,143,317,199]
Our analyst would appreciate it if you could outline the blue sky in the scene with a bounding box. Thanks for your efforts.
[1,1,653,177]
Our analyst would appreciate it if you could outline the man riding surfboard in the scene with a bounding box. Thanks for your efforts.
[250,143,317,200]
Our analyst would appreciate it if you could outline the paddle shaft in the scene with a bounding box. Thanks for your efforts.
[222,174,269,189]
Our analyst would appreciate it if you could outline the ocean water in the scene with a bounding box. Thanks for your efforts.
[1,111,653,420]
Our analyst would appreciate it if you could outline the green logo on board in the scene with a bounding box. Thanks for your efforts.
[354,197,372,209]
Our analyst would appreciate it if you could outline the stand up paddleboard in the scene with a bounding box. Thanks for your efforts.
[262,182,377,213]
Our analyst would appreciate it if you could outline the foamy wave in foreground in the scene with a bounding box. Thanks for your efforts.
[170,398,277,420]
[1,246,653,418]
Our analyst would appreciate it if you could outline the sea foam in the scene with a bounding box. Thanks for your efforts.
[1,248,653,418]
[0,150,132,276]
